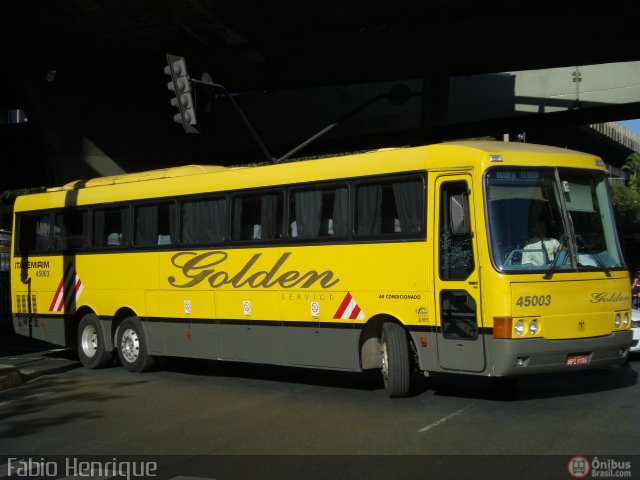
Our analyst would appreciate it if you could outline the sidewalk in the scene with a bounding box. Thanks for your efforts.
[0,324,80,391]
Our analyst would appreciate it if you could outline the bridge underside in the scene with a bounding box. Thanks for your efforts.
[1,1,640,190]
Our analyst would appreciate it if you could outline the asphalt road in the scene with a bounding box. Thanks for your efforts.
[1,335,639,479]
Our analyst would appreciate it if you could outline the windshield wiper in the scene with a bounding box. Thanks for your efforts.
[544,234,569,280]
[575,235,612,277]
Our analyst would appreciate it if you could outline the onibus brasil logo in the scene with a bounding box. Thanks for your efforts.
[568,456,632,478]
[568,456,591,479]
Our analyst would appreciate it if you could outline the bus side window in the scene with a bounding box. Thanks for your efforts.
[134,203,175,247]
[181,196,227,245]
[93,206,130,248]
[53,209,88,250]
[232,192,283,241]
[17,213,52,254]
[289,185,348,240]
[355,178,423,237]
[291,190,322,239]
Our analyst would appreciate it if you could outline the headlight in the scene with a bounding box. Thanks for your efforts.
[622,313,630,327]
[614,314,621,328]
[529,319,539,335]
[514,320,525,336]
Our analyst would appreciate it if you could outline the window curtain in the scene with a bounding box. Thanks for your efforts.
[393,180,422,234]
[135,205,157,246]
[181,203,198,243]
[166,204,176,244]
[54,214,67,250]
[210,200,225,242]
[36,216,52,251]
[261,194,278,240]
[21,214,51,252]
[232,198,243,240]
[295,190,322,238]
[55,211,87,249]
[80,211,90,247]
[356,184,381,235]
[332,187,349,237]
[183,199,226,244]
[93,210,106,246]
[119,207,130,245]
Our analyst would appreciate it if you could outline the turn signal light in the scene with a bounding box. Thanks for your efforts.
[493,317,513,339]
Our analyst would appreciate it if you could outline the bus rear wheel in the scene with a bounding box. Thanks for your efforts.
[381,322,412,397]
[78,313,113,369]
[117,316,154,373]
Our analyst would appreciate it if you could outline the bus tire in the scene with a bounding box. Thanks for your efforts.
[78,313,113,369]
[117,316,154,373]
[381,322,412,397]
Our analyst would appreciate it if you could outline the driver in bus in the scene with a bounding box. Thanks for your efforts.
[521,220,561,266]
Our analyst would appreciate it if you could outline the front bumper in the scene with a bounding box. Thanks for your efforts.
[488,330,633,376]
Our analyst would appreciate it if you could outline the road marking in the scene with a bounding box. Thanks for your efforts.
[23,392,52,400]
[417,404,474,433]
[0,391,52,408]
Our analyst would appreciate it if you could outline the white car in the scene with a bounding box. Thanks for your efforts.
[631,308,640,354]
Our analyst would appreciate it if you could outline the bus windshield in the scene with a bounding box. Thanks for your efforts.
[486,167,624,273]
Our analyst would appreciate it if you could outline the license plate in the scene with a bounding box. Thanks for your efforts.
[565,354,591,367]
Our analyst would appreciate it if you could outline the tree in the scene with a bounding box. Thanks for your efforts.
[611,152,640,225]
[622,152,640,191]
[610,182,640,224]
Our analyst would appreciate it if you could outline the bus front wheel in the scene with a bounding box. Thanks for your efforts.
[116,316,154,373]
[78,313,113,369]
[381,322,412,397]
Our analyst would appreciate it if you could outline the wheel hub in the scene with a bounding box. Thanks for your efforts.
[121,328,140,363]
[81,325,98,358]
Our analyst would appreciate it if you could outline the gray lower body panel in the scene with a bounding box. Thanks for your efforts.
[144,318,362,371]
[16,314,631,378]
[12,314,74,347]
[487,331,633,376]
[410,329,632,376]
[14,314,362,371]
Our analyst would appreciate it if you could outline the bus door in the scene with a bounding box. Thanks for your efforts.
[433,174,486,372]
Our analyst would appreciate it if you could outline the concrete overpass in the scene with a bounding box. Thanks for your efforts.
[1,1,640,190]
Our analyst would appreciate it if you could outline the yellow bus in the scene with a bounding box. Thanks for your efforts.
[9,141,634,397]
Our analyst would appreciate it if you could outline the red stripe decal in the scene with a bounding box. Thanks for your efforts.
[349,304,361,320]
[73,276,82,295]
[49,278,65,311]
[334,292,353,319]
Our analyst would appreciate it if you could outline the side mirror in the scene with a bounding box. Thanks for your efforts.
[449,194,470,235]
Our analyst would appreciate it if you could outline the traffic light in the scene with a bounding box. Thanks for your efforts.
[164,54,199,133]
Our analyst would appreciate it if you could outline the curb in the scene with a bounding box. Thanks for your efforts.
[20,360,80,383]
[0,364,21,390]
[0,357,80,392]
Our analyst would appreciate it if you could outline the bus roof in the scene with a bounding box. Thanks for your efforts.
[15,141,603,211]
[437,140,595,156]
[48,164,231,192]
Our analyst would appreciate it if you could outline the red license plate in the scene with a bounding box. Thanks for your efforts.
[565,354,591,367]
